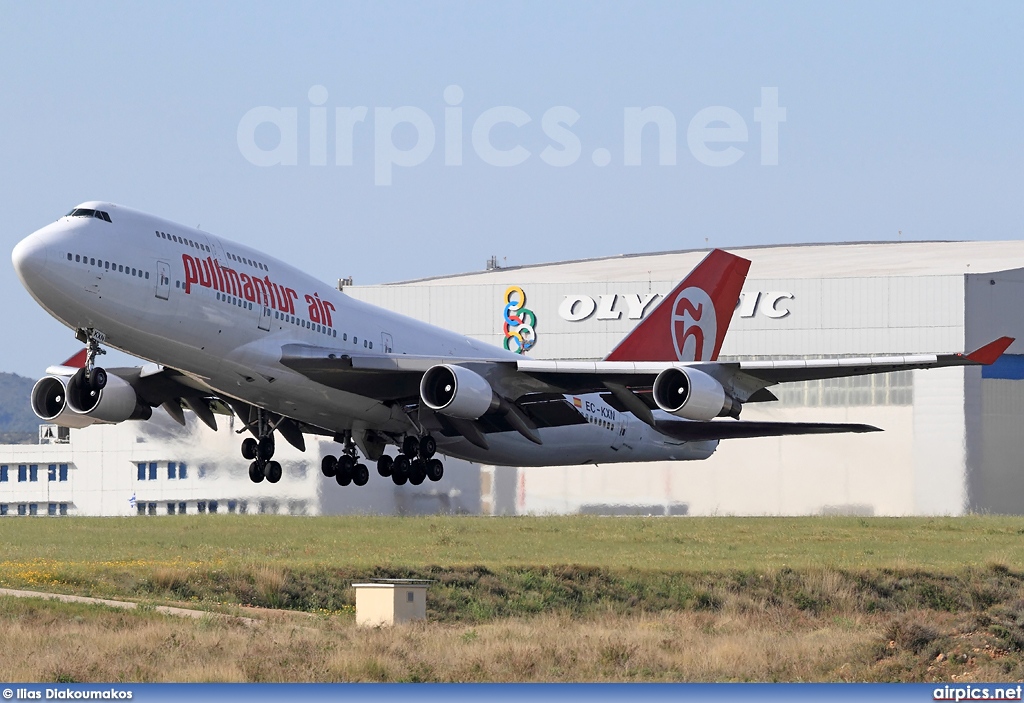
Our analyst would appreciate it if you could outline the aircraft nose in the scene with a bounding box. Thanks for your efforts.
[12,230,49,287]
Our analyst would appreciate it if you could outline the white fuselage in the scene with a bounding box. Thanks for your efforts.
[13,203,717,466]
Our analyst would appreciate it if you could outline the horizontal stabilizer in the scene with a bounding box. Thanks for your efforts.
[654,419,881,442]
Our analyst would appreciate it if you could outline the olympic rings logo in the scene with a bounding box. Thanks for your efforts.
[503,286,537,354]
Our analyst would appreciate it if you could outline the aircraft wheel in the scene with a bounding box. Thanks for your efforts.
[353,463,369,486]
[419,435,436,460]
[257,436,275,461]
[392,454,410,480]
[320,455,338,477]
[409,459,426,485]
[391,472,408,486]
[376,455,393,477]
[90,368,107,391]
[336,470,352,486]
[248,461,265,483]
[241,437,258,460]
[265,460,282,484]
[402,435,419,457]
[426,458,444,482]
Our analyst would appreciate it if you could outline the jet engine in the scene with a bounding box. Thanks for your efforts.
[32,370,151,427]
[420,364,499,419]
[30,375,98,428]
[652,367,736,421]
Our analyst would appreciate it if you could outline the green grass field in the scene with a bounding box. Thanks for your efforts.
[2,514,1023,573]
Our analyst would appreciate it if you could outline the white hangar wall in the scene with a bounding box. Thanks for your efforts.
[347,241,1024,517]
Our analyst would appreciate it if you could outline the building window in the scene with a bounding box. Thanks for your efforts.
[18,504,26,516]
[29,465,38,482]
[148,462,157,480]
[197,501,207,513]
[29,503,38,516]
[147,503,156,516]
[59,504,67,516]
[59,464,68,481]
[48,464,57,481]
[178,502,186,514]
[137,503,146,515]
[178,463,188,479]
[167,502,176,515]
[137,462,146,480]
[0,465,7,482]
[168,462,177,480]
[48,503,56,516]
[18,465,27,482]
[227,500,237,513]
[0,504,7,516]
[209,500,218,514]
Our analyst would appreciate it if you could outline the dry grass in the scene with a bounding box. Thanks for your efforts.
[4,590,1024,682]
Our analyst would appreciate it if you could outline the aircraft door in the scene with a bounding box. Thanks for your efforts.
[381,332,394,353]
[258,293,272,331]
[155,261,170,300]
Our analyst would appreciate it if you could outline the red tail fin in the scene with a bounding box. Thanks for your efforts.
[604,249,750,362]
[61,349,88,368]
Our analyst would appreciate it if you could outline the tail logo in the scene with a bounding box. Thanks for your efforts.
[671,287,717,361]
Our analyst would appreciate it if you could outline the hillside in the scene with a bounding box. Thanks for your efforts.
[0,371,40,443]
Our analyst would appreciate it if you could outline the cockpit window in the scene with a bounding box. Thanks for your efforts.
[66,208,112,223]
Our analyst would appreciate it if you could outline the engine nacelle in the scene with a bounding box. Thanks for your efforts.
[652,367,732,421]
[420,364,498,420]
[31,375,99,428]
[66,371,149,423]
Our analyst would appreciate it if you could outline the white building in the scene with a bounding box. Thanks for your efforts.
[0,413,481,518]
[347,240,1024,517]
[4,240,1023,517]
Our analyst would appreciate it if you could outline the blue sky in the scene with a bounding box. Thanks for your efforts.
[2,1,1022,376]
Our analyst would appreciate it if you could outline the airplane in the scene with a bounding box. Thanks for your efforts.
[11,202,1013,488]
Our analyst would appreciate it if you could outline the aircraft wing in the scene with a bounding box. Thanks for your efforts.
[514,336,1015,403]
[279,337,1011,448]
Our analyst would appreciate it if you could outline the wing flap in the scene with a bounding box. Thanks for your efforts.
[654,419,881,441]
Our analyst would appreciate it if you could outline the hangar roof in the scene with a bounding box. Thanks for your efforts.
[377,240,1024,286]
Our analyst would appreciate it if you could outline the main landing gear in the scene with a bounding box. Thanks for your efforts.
[242,408,282,484]
[376,434,443,486]
[320,435,370,488]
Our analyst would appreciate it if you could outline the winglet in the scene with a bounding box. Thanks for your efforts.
[604,249,751,362]
[61,349,88,368]
[966,337,1014,365]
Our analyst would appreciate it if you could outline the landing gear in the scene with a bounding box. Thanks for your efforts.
[408,460,426,485]
[322,434,370,489]
[243,408,279,484]
[321,455,338,477]
[391,455,410,485]
[381,434,442,487]
[402,435,419,457]
[320,432,441,489]
[419,435,436,459]
[76,327,108,392]
[426,458,444,482]
[242,437,258,461]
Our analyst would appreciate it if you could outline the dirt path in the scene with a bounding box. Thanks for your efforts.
[0,587,263,626]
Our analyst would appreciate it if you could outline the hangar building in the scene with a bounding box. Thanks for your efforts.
[346,241,1024,517]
